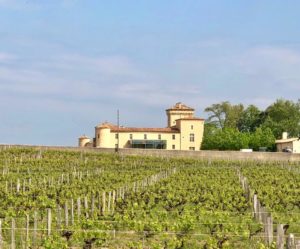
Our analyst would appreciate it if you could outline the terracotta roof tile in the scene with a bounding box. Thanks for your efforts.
[96,122,179,133]
[111,127,180,133]
[95,122,114,128]
[177,117,205,121]
[166,102,194,111]
[79,135,90,139]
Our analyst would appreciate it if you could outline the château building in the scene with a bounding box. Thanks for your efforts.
[78,102,205,151]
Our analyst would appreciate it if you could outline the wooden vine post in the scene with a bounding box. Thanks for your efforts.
[276,224,284,249]
[0,219,3,249]
[240,168,300,248]
[26,214,30,247]
[91,195,95,217]
[47,208,52,236]
[71,199,74,225]
[112,190,116,214]
[57,205,62,228]
[65,202,69,227]
[102,192,106,215]
[11,218,15,249]
[77,197,81,219]
[16,178,20,193]
[33,211,38,247]
[239,170,274,245]
[108,192,111,214]
[287,234,294,249]
[266,216,273,246]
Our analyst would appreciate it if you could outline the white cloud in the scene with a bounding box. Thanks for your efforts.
[61,0,77,7]
[57,54,144,77]
[173,42,300,108]
[4,37,300,144]
[237,46,300,73]
[0,0,75,10]
[0,0,36,9]
[0,49,214,126]
[235,46,300,92]
[0,52,162,115]
[2,42,300,120]
[0,0,15,6]
[0,52,16,62]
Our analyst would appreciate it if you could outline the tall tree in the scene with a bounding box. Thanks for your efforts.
[204,101,229,129]
[249,127,275,151]
[204,101,244,129]
[201,123,220,150]
[237,105,261,132]
[224,103,244,129]
[201,127,250,150]
[262,99,300,138]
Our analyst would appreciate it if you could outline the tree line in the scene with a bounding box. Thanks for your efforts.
[201,99,300,151]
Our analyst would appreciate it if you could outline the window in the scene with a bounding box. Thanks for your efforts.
[172,145,175,149]
[189,147,195,151]
[158,134,161,140]
[172,134,176,140]
[129,134,133,139]
[190,133,195,142]
[97,134,100,139]
[131,140,166,149]
[115,144,118,148]
[144,134,147,139]
[115,134,119,139]
[191,125,194,130]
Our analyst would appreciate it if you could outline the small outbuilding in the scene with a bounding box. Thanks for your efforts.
[275,132,300,153]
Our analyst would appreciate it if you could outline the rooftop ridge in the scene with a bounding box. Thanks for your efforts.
[166,102,194,111]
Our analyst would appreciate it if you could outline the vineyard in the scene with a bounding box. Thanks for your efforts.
[0,147,299,248]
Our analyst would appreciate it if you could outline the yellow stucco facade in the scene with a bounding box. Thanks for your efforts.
[78,103,205,151]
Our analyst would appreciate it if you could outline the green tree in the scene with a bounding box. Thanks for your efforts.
[201,123,220,150]
[220,128,250,150]
[201,126,251,151]
[262,99,300,138]
[204,102,230,129]
[224,104,244,129]
[249,127,275,151]
[205,101,244,129]
[237,105,261,132]
[202,99,298,151]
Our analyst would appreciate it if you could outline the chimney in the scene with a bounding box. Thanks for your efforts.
[282,132,288,140]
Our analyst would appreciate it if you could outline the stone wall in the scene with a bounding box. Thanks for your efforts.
[1,144,300,162]
[118,148,300,162]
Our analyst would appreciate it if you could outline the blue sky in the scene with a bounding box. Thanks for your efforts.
[1,0,300,145]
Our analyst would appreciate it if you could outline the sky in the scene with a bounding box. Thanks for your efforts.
[1,0,300,145]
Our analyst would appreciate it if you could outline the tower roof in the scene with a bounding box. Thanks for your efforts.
[79,135,90,139]
[166,102,194,111]
[95,122,114,129]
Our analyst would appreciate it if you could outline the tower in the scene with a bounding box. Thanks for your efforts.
[166,102,195,127]
[78,135,91,147]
